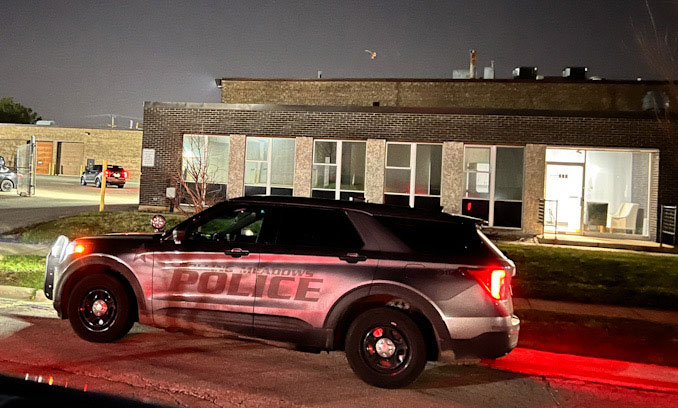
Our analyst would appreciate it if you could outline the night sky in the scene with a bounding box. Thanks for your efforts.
[2,0,677,127]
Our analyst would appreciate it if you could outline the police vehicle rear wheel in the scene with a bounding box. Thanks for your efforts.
[67,273,134,343]
[80,176,86,186]
[95,178,101,188]
[345,307,426,388]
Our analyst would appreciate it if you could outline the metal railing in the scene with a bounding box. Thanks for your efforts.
[538,199,559,238]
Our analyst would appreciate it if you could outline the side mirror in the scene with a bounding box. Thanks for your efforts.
[0,156,5,167]
[173,229,185,245]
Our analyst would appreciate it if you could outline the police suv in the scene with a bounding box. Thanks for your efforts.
[44,196,519,388]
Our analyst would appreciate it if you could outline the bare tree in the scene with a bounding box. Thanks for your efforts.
[170,134,227,215]
[633,0,678,127]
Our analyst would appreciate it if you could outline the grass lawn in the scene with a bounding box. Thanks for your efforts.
[497,242,678,310]
[0,255,44,289]
[10,211,186,244]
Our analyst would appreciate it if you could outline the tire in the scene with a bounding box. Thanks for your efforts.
[67,273,135,343]
[95,178,101,188]
[117,184,124,188]
[80,176,87,186]
[345,307,427,388]
[0,179,13,192]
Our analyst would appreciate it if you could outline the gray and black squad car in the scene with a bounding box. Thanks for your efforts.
[44,196,519,388]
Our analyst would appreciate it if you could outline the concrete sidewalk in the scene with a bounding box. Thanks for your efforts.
[0,241,50,256]
[513,297,678,325]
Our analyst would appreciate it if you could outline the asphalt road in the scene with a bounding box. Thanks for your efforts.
[0,298,675,408]
[0,175,139,234]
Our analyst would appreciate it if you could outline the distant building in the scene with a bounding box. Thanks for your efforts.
[0,124,142,179]
[140,77,678,241]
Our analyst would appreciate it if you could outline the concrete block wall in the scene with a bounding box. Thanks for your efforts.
[219,79,675,113]
[0,124,142,179]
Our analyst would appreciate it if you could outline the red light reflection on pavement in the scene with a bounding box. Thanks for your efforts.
[483,348,678,393]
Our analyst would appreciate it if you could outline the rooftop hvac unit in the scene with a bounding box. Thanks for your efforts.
[512,66,537,80]
[453,69,471,79]
[562,67,588,80]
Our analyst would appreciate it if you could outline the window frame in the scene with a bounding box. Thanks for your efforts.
[312,139,367,200]
[245,136,295,195]
[463,145,524,228]
[384,142,442,208]
[182,134,230,185]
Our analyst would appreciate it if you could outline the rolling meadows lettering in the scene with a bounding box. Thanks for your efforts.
[164,263,314,278]
[167,269,323,302]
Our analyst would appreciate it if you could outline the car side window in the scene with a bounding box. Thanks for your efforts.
[376,216,482,256]
[186,207,268,244]
[276,207,363,249]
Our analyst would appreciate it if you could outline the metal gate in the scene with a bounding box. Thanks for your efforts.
[16,138,35,196]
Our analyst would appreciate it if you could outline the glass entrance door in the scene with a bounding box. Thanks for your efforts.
[545,164,584,233]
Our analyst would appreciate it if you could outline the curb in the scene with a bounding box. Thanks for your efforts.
[0,285,50,303]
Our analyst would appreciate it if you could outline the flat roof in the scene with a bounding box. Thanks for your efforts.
[216,77,677,86]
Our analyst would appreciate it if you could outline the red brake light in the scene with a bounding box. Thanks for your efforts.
[468,268,509,300]
[122,170,128,179]
[104,170,110,177]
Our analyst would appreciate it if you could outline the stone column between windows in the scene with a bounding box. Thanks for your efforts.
[293,136,313,197]
[441,142,464,214]
[365,139,386,204]
[522,143,547,235]
[227,134,246,199]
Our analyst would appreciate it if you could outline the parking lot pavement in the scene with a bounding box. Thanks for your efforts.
[0,298,676,407]
[0,175,138,234]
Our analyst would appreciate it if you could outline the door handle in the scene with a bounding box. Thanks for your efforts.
[225,248,249,258]
[339,252,367,263]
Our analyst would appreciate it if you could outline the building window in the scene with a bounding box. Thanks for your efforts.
[182,134,229,184]
[311,140,366,201]
[244,137,295,196]
[384,142,442,209]
[463,146,524,228]
[544,148,653,237]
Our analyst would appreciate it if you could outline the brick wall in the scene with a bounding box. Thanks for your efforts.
[219,79,674,112]
[140,102,677,223]
[0,124,142,179]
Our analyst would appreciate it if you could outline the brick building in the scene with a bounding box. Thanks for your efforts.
[140,78,677,241]
[0,124,142,179]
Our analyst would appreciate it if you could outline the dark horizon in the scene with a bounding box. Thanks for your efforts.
[1,0,677,127]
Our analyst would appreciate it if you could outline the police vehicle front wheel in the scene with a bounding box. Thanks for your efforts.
[67,274,135,343]
[345,307,427,388]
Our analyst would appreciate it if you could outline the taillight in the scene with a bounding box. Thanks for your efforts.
[104,170,110,177]
[122,170,128,179]
[468,268,509,300]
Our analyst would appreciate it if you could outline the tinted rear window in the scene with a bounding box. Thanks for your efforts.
[277,207,363,250]
[376,216,481,256]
